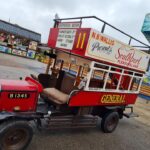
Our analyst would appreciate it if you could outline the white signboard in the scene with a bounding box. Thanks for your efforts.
[58,22,81,28]
[56,29,77,50]
[85,29,150,72]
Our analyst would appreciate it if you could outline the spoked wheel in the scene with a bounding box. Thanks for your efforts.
[0,121,33,150]
[101,111,119,133]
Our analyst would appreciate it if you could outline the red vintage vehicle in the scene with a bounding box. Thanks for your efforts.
[0,16,149,150]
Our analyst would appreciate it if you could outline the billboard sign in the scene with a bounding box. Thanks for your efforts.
[27,50,36,59]
[85,29,149,72]
[12,49,27,56]
[0,45,11,53]
[143,66,150,85]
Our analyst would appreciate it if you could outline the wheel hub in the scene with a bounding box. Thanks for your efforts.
[2,128,28,150]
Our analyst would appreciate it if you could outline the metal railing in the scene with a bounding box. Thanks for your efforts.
[54,16,150,52]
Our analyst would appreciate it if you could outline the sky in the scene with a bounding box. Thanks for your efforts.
[0,0,150,46]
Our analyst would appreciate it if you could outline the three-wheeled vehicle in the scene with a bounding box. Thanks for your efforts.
[0,16,149,150]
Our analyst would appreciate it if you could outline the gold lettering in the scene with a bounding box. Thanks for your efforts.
[101,95,125,103]
[76,33,82,48]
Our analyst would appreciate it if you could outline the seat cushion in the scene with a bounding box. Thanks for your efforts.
[60,73,75,94]
[42,88,69,104]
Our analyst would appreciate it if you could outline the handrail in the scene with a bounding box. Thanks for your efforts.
[54,16,150,51]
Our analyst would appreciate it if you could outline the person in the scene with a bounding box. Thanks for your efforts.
[78,68,91,89]
[109,73,119,88]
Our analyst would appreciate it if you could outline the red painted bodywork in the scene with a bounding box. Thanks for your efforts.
[0,77,43,112]
[69,91,138,107]
[48,28,59,49]
[48,27,140,107]
[48,28,91,54]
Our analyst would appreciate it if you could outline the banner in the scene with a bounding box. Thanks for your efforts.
[0,45,11,53]
[12,49,27,56]
[27,50,36,59]
[85,29,149,72]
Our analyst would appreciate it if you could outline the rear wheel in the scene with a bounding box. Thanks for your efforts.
[0,120,33,150]
[101,111,119,133]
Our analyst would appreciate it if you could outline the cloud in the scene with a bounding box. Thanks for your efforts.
[0,0,149,46]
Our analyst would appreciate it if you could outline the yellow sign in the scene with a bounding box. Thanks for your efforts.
[101,94,125,103]
[76,32,86,49]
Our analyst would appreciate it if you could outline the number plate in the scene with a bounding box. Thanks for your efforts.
[8,93,30,99]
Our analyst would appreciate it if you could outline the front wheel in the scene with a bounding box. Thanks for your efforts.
[0,120,33,150]
[101,111,119,133]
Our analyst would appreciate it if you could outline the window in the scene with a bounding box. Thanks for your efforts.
[105,72,120,90]
[89,69,106,89]
[130,77,142,91]
[119,75,131,90]
[85,61,144,93]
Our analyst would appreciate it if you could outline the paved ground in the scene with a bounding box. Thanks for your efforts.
[134,98,150,126]
[0,53,150,150]
[0,53,46,79]
[28,119,150,150]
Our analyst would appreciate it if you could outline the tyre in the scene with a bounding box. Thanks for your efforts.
[0,120,33,150]
[101,111,119,133]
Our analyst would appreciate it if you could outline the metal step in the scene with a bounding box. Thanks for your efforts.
[123,112,139,118]
[46,115,98,129]
[123,105,139,118]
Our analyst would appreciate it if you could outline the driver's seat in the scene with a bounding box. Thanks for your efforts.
[41,72,76,105]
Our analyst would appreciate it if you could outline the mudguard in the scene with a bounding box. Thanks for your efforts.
[0,112,41,121]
